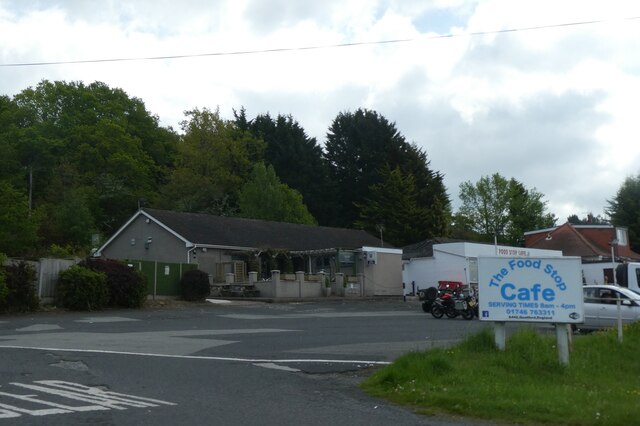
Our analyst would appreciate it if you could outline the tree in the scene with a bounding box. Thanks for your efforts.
[355,166,434,247]
[0,96,24,185]
[506,180,556,244]
[9,80,179,246]
[607,174,640,252]
[238,163,316,225]
[567,213,609,225]
[238,110,335,225]
[324,108,450,234]
[159,107,264,215]
[39,189,97,250]
[0,182,39,255]
[457,174,556,245]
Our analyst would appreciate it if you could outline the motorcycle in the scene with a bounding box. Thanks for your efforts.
[430,291,475,320]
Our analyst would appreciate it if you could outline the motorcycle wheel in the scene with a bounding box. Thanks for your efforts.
[462,309,474,320]
[445,308,458,318]
[431,305,444,319]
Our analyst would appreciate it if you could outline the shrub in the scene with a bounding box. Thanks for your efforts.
[48,244,76,258]
[180,269,210,301]
[57,265,109,311]
[3,261,38,312]
[80,258,147,308]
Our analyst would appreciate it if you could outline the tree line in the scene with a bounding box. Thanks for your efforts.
[1,80,637,256]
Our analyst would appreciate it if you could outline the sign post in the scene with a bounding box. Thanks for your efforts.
[478,257,583,365]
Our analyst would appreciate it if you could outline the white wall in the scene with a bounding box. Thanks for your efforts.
[403,242,563,295]
[403,252,470,294]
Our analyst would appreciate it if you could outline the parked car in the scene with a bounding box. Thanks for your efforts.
[581,285,640,330]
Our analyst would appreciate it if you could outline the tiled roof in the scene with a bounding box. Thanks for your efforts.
[527,223,610,258]
[143,208,386,251]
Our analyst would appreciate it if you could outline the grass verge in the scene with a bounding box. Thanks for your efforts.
[361,323,640,425]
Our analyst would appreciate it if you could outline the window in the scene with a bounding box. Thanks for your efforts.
[611,290,629,300]
[616,228,628,246]
[583,288,597,304]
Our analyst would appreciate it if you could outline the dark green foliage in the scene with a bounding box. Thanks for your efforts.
[0,182,39,256]
[567,213,609,225]
[0,254,8,308]
[81,258,147,308]
[607,174,640,253]
[57,265,109,311]
[2,261,38,312]
[179,269,210,301]
[6,79,179,252]
[158,107,264,216]
[3,81,458,253]
[324,108,450,239]
[238,163,316,225]
[240,110,336,225]
[355,166,439,246]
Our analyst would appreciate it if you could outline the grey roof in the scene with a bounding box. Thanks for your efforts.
[402,238,463,260]
[143,208,386,251]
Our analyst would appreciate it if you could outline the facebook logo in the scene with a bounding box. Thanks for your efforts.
[482,311,489,318]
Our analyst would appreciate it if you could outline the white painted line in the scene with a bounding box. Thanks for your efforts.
[206,299,232,304]
[75,317,140,323]
[16,324,62,332]
[0,380,176,419]
[220,311,424,319]
[0,345,390,365]
[253,363,301,372]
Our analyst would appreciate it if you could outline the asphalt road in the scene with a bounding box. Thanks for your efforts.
[0,299,496,425]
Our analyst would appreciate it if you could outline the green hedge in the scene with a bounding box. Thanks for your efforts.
[57,265,109,311]
[2,261,38,313]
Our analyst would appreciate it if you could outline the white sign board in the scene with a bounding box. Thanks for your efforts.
[478,257,583,323]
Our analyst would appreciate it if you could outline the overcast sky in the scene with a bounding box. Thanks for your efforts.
[2,0,639,222]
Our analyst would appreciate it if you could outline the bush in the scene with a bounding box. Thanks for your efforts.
[3,261,38,312]
[80,258,147,308]
[57,265,109,311]
[180,269,210,301]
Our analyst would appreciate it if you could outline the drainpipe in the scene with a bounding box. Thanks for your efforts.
[187,246,198,264]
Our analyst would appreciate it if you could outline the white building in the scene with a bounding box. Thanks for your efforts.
[402,241,563,295]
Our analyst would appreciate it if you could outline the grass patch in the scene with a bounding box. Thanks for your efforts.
[361,324,640,425]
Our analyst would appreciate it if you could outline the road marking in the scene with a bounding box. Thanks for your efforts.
[220,311,424,320]
[75,316,140,323]
[15,324,62,332]
[253,363,301,372]
[206,299,232,304]
[0,380,175,419]
[0,345,390,365]
[0,328,293,356]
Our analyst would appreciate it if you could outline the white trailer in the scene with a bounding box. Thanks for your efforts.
[403,242,563,295]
